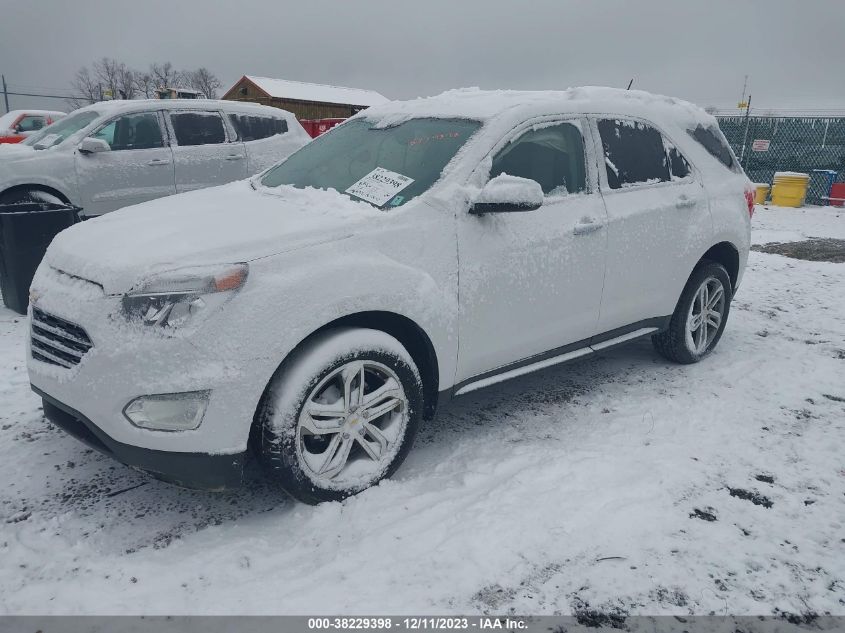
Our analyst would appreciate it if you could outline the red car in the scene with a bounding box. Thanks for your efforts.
[0,110,65,144]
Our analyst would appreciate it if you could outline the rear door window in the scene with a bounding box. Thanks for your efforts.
[170,111,226,146]
[490,121,587,195]
[228,114,288,141]
[597,119,670,189]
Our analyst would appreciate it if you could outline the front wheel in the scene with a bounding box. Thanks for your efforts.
[652,261,732,364]
[258,328,423,504]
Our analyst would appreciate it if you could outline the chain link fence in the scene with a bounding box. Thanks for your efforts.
[716,114,845,204]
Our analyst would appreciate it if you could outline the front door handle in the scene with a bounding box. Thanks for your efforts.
[676,195,696,208]
[147,159,171,166]
[225,154,245,161]
[573,218,605,235]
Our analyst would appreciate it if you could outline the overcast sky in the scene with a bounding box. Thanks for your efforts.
[2,0,844,115]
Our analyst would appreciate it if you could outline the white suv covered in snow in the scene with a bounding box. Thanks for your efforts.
[27,87,751,503]
[0,99,309,215]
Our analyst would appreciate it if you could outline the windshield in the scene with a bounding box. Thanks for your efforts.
[23,110,100,149]
[260,118,481,208]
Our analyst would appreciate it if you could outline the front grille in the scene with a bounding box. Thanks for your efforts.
[30,307,93,368]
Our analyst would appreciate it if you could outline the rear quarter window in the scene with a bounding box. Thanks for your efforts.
[688,124,741,172]
[229,114,287,142]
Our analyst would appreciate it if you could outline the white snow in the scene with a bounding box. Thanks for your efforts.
[476,173,544,206]
[244,75,388,107]
[359,86,717,131]
[773,171,810,179]
[1,205,843,616]
[43,181,382,294]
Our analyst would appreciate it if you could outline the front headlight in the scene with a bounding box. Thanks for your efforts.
[122,263,248,328]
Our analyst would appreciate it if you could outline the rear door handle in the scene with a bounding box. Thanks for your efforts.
[225,154,245,161]
[147,159,170,166]
[676,195,696,208]
[573,218,606,235]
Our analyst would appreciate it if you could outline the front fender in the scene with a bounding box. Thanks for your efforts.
[199,241,458,407]
[0,153,80,205]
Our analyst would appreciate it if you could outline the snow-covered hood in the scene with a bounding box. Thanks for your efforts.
[0,142,39,159]
[0,141,70,179]
[45,180,382,294]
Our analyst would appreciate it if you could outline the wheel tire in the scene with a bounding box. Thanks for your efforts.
[258,327,423,504]
[652,261,732,364]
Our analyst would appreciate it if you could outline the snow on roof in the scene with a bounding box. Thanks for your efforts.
[357,86,716,130]
[244,75,388,107]
[73,98,294,117]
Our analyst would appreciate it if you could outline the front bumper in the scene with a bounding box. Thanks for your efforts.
[35,386,246,490]
[26,264,273,456]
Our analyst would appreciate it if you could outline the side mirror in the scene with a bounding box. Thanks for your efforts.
[470,174,544,215]
[78,137,111,154]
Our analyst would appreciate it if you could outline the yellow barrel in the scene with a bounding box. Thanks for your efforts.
[754,183,770,205]
[770,172,810,207]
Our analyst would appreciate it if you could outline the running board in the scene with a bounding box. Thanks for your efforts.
[453,327,658,397]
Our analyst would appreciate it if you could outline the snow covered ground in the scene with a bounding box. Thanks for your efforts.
[0,205,843,617]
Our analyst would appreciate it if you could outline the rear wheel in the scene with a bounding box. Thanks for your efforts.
[652,261,732,364]
[259,328,423,504]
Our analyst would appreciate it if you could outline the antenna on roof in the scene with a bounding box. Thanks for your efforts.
[626,78,634,90]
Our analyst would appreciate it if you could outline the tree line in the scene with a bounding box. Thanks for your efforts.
[70,58,223,107]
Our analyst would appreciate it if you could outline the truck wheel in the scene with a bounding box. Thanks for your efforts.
[259,328,423,504]
[652,261,732,364]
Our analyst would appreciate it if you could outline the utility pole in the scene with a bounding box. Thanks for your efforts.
[739,94,752,167]
[1,75,9,114]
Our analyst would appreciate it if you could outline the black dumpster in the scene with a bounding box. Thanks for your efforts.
[0,203,80,315]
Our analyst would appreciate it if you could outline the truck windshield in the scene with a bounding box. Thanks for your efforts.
[260,118,481,208]
[23,110,100,149]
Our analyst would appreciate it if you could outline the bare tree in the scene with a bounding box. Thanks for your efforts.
[92,57,121,99]
[132,72,154,99]
[188,67,222,99]
[150,62,186,90]
[69,66,101,108]
[68,58,222,107]
[115,63,136,100]
[74,58,136,101]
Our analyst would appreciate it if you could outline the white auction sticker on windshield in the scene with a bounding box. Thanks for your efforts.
[345,167,414,206]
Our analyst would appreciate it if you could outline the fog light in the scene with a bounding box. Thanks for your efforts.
[123,391,209,431]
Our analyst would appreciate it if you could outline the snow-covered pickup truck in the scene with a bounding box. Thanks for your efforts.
[27,87,752,503]
[0,99,309,215]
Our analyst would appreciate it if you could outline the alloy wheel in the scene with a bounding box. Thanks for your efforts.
[685,276,726,355]
[296,360,409,489]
